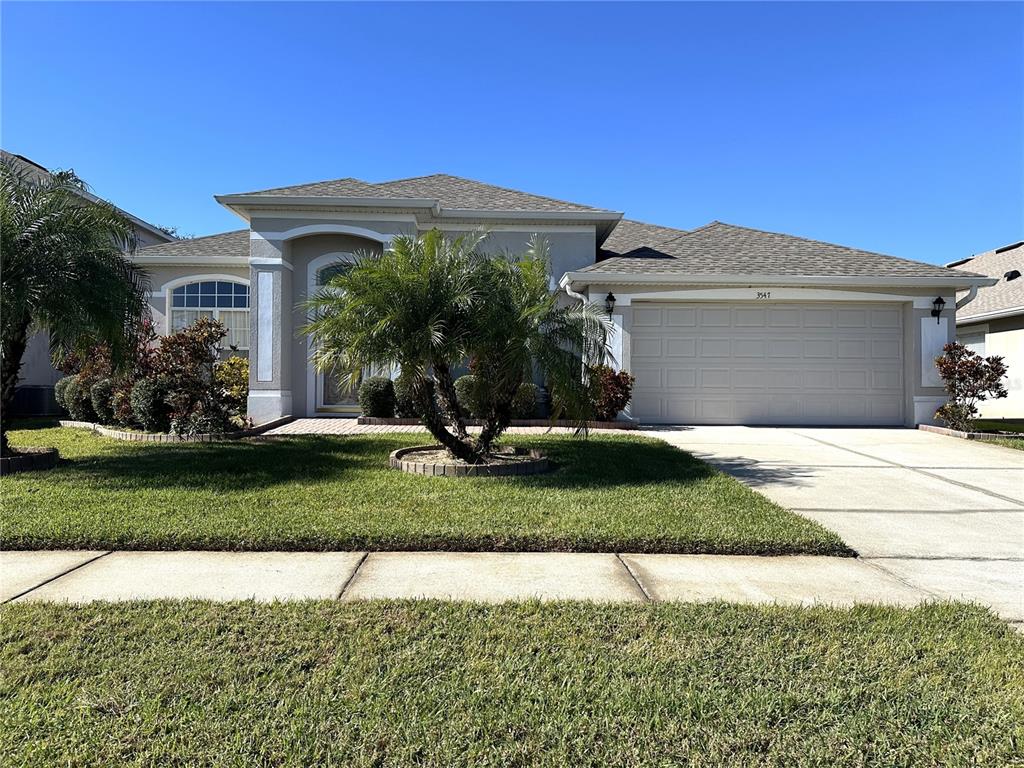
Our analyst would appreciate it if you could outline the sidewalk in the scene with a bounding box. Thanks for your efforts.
[4,550,1019,627]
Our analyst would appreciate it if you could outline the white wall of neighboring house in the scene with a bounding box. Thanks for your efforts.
[957,316,1024,419]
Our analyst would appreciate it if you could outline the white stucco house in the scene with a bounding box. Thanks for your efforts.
[950,241,1024,418]
[131,173,995,427]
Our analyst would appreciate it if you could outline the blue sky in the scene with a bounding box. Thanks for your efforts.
[2,1,1021,264]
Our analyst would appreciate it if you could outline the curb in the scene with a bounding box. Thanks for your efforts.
[58,415,294,443]
[919,424,1024,443]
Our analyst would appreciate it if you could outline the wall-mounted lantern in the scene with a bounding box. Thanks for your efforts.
[604,292,616,316]
[931,296,946,324]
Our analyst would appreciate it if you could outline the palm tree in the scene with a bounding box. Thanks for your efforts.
[303,230,608,463]
[468,235,610,454]
[0,159,148,455]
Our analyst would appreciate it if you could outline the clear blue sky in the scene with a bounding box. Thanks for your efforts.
[2,1,1021,264]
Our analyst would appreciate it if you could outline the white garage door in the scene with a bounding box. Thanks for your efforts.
[630,302,904,425]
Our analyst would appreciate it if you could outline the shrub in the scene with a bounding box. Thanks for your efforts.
[90,378,115,425]
[512,382,539,419]
[61,375,97,421]
[454,374,481,418]
[170,402,236,436]
[111,386,134,427]
[214,355,249,412]
[593,365,635,422]
[934,342,1008,431]
[151,317,227,426]
[53,376,75,412]
[394,376,432,418]
[130,377,170,432]
[358,376,396,417]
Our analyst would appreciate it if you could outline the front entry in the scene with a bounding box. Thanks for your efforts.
[315,368,361,414]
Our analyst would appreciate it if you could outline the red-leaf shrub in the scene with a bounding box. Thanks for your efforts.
[593,365,635,422]
[934,342,1008,431]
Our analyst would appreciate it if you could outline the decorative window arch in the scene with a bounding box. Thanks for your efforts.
[161,275,251,352]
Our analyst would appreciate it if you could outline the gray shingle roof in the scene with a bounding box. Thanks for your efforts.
[600,218,688,258]
[136,229,248,259]
[233,173,615,213]
[578,221,982,280]
[952,242,1024,321]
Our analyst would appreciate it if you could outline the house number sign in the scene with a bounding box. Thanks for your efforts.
[755,291,771,299]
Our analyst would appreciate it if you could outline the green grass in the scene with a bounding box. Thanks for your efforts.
[1,421,846,555]
[973,420,1024,451]
[2,601,1021,766]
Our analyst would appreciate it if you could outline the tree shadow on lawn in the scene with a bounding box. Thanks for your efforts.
[41,434,745,494]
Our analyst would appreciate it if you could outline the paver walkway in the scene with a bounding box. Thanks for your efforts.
[647,426,1024,623]
[265,418,621,436]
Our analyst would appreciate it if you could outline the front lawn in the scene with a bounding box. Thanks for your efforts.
[973,419,1024,452]
[1,422,847,555]
[2,601,1021,766]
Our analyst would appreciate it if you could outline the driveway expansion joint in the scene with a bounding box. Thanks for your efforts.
[615,553,653,602]
[2,550,112,603]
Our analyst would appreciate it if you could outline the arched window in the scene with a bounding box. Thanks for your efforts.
[169,280,250,351]
[316,262,353,286]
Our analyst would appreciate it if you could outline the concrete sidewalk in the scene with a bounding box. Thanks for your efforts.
[4,549,1016,622]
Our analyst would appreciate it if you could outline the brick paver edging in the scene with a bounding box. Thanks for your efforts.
[0,447,59,476]
[59,416,294,443]
[361,416,636,430]
[389,445,550,477]
[919,424,1024,443]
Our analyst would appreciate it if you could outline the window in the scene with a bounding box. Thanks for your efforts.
[170,280,250,351]
[316,262,352,286]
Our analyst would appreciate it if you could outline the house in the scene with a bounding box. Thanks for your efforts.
[949,241,1024,418]
[3,150,177,415]
[131,173,994,426]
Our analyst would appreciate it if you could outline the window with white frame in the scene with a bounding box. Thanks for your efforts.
[170,280,250,351]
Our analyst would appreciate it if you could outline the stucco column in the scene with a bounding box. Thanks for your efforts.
[910,295,955,426]
[247,236,294,424]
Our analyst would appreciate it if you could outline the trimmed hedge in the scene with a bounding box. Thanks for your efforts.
[89,378,115,425]
[358,376,396,418]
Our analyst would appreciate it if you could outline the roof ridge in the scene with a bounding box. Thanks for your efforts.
[375,172,614,212]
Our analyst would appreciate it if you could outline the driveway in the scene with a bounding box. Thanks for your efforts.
[647,426,1024,622]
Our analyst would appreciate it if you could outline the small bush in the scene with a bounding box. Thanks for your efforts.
[130,377,170,432]
[593,365,635,422]
[214,355,249,412]
[454,374,481,418]
[934,342,1009,431]
[111,386,134,427]
[358,376,396,417]
[62,375,97,421]
[394,376,432,418]
[170,402,236,437]
[512,382,539,419]
[53,376,75,412]
[90,378,115,425]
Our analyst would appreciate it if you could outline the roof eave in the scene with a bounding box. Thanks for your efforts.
[560,271,999,291]
[956,305,1024,325]
[131,255,249,266]
[215,194,623,234]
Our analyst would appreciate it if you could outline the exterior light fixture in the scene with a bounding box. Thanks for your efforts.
[931,296,946,324]
[605,292,616,316]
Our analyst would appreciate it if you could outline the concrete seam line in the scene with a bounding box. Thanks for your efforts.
[794,431,1024,509]
[2,551,113,604]
[857,557,941,600]
[615,554,653,602]
[788,507,1024,514]
[864,555,1024,562]
[335,552,368,600]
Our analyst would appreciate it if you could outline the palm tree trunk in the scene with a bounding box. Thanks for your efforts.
[0,316,31,456]
[412,375,481,463]
[432,365,469,441]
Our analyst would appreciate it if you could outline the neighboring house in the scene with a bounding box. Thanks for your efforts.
[4,150,177,415]
[131,173,994,426]
[949,241,1024,418]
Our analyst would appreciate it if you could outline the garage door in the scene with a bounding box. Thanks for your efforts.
[630,302,904,425]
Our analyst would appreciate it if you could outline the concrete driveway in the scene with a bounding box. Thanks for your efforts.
[647,426,1024,622]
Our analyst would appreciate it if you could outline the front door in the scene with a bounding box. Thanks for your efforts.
[317,367,361,414]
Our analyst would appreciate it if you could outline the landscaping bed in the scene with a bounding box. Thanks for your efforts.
[2,601,1021,766]
[1,421,848,555]
[921,421,1024,451]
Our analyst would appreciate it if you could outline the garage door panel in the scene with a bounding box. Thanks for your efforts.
[630,302,904,426]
